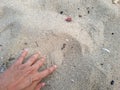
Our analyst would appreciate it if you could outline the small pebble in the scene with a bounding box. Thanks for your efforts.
[65,39,69,42]
[112,0,120,4]
[112,33,114,35]
[110,80,115,85]
[101,63,103,66]
[71,79,75,83]
[8,57,15,61]
[61,43,66,50]
[0,66,5,73]
[102,48,110,53]
[78,15,82,17]
[0,57,3,59]
[65,17,72,22]
[88,10,90,14]
[60,11,63,14]
[24,42,28,45]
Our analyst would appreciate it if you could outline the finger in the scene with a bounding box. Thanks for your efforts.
[32,57,45,70]
[26,52,40,66]
[39,65,57,79]
[16,49,28,64]
[35,83,45,90]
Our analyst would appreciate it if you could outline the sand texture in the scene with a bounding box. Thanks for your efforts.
[0,0,120,90]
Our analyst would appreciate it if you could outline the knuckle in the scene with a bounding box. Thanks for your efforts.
[31,55,37,59]
[31,56,36,60]
[47,68,52,74]
[25,67,34,74]
[35,74,42,81]
[31,58,36,62]
[21,53,24,57]
[39,59,45,65]
[32,66,37,71]
[19,64,26,70]
[19,56,24,60]
[41,58,45,62]
[38,60,43,65]
[21,53,25,57]
[13,64,19,70]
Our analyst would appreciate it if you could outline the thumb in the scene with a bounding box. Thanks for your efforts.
[35,82,45,90]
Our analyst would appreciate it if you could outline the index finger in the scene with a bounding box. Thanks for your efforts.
[16,49,28,64]
[39,65,57,79]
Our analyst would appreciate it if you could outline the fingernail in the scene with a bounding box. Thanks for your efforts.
[42,83,45,87]
[37,51,41,54]
[24,48,29,51]
[54,65,57,68]
[43,55,46,59]
[41,58,45,61]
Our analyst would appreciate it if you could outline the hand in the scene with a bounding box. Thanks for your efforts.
[0,49,57,90]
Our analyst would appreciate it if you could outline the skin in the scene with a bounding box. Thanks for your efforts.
[0,49,57,90]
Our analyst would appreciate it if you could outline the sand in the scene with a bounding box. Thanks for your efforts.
[0,0,120,90]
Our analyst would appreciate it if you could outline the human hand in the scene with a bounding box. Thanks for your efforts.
[0,49,57,90]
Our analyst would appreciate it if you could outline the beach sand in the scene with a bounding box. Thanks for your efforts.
[0,0,120,90]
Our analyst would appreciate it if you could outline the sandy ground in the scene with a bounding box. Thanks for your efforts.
[0,0,120,90]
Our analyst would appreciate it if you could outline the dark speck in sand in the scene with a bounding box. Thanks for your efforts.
[86,7,90,14]
[112,33,114,35]
[60,11,64,14]
[61,43,66,50]
[101,63,103,66]
[73,65,76,67]
[88,10,90,14]
[35,41,39,47]
[0,45,2,46]
[24,42,28,45]
[110,80,115,85]
[6,62,9,67]
[79,15,82,17]
[8,57,15,61]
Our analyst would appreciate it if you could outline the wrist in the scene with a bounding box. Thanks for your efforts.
[0,74,8,90]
